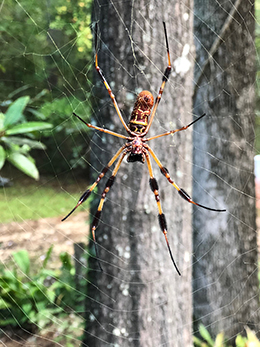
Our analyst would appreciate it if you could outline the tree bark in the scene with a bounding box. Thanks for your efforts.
[193,0,259,342]
[82,1,194,346]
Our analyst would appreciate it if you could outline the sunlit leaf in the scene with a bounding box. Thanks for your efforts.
[5,121,53,135]
[199,325,214,347]
[245,327,260,346]
[27,107,47,120]
[235,334,247,347]
[0,64,6,73]
[43,245,54,268]
[1,136,46,150]
[7,152,39,180]
[0,145,6,170]
[12,250,30,275]
[193,335,207,347]
[0,297,12,310]
[4,96,30,128]
[0,112,4,131]
[21,303,33,315]
[214,332,224,347]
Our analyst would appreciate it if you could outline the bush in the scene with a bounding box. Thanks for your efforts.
[193,324,260,347]
[0,246,85,330]
[0,95,52,180]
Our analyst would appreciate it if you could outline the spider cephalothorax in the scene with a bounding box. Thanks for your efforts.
[62,23,226,275]
[126,136,146,163]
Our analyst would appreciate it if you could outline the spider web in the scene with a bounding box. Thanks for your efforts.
[0,0,258,346]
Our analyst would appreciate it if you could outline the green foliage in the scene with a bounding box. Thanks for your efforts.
[49,0,93,54]
[0,0,94,176]
[193,324,260,347]
[0,247,86,333]
[0,0,93,100]
[195,324,216,346]
[38,95,91,173]
[39,95,91,132]
[0,95,52,180]
[0,248,56,328]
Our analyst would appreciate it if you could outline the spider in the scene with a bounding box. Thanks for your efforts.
[62,22,226,275]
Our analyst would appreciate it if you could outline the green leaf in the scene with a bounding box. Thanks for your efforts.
[4,96,30,128]
[35,301,48,313]
[199,325,214,347]
[60,252,73,271]
[27,107,47,120]
[43,245,54,268]
[1,136,46,150]
[5,122,53,135]
[7,152,39,180]
[214,332,224,347]
[12,250,30,275]
[0,317,18,327]
[0,64,6,73]
[21,302,33,315]
[0,112,4,131]
[245,327,260,345]
[235,334,247,347]
[0,297,12,310]
[193,336,205,346]
[0,145,6,170]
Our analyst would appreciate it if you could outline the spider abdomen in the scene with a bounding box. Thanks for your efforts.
[128,91,154,134]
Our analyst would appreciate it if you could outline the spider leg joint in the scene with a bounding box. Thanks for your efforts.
[158,213,167,231]
[149,177,159,192]
[162,66,172,82]
[178,188,191,201]
[79,189,92,204]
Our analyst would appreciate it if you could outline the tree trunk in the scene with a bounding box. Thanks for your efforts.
[82,1,194,346]
[193,0,259,342]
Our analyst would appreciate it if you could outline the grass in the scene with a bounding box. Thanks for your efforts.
[0,176,88,223]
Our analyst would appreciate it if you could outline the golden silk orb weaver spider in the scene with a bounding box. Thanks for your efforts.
[62,22,226,276]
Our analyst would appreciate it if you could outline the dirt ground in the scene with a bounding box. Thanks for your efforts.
[0,211,88,347]
[0,211,88,265]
